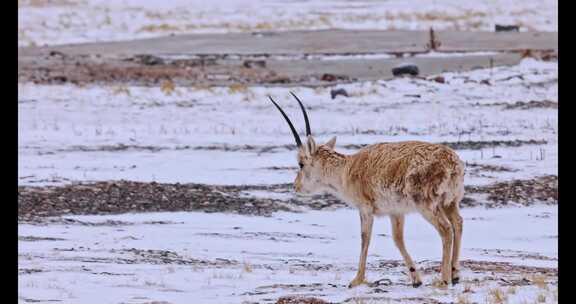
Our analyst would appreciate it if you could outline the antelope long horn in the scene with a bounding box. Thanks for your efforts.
[268,96,302,147]
[290,92,311,137]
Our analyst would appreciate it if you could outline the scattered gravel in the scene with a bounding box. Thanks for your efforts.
[26,139,548,156]
[276,296,330,304]
[466,175,557,207]
[18,175,557,220]
[343,139,548,151]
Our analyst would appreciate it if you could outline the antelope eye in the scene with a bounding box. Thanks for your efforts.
[298,162,304,169]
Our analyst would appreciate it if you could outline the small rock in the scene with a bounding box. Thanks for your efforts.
[392,63,419,77]
[251,31,276,37]
[321,73,349,82]
[431,76,445,83]
[48,50,66,58]
[330,88,349,99]
[495,24,520,32]
[268,76,291,84]
[369,278,393,287]
[243,60,266,68]
[131,54,165,66]
[51,75,68,83]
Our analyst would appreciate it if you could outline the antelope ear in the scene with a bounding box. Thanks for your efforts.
[306,136,317,155]
[325,136,337,149]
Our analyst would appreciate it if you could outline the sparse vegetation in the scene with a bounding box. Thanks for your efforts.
[138,24,180,33]
[531,274,549,290]
[431,278,449,289]
[112,86,131,96]
[456,293,472,304]
[18,2,557,303]
[228,83,248,94]
[243,261,253,273]
[487,288,508,304]
[160,80,176,95]
[537,293,546,303]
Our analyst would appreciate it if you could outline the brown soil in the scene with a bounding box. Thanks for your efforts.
[276,296,330,304]
[343,139,547,151]
[464,100,557,110]
[18,175,557,220]
[27,139,547,156]
[466,175,557,207]
[17,52,352,87]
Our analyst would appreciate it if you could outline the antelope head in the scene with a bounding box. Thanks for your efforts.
[269,92,341,195]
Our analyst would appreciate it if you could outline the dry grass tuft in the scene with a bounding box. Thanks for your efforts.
[112,86,131,96]
[243,260,253,273]
[191,84,214,92]
[487,287,508,304]
[161,80,176,96]
[456,293,472,304]
[228,83,248,94]
[139,24,180,32]
[531,274,548,290]
[431,277,449,289]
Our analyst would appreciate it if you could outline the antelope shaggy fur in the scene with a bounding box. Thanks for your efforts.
[269,93,465,288]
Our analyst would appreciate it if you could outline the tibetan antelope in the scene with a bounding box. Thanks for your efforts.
[269,93,465,288]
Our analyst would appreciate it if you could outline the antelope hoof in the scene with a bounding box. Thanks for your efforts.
[412,282,422,288]
[348,277,366,288]
[452,277,460,285]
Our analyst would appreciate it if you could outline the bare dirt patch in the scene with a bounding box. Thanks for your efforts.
[269,259,557,304]
[464,100,557,110]
[19,175,557,220]
[19,236,66,242]
[276,296,329,304]
[28,139,548,157]
[466,175,557,207]
[18,181,351,220]
[17,52,352,87]
[504,100,558,110]
[343,139,547,151]
[466,162,517,173]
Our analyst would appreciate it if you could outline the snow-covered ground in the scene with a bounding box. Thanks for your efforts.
[18,0,558,47]
[18,58,559,303]
[19,58,557,187]
[19,206,557,304]
[19,2,558,301]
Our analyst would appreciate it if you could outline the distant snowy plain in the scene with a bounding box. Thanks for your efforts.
[19,58,558,303]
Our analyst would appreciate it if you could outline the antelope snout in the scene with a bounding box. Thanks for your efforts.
[294,182,303,193]
[294,181,315,196]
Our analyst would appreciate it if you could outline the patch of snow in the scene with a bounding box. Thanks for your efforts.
[18,0,557,47]
[19,205,557,303]
[19,59,557,186]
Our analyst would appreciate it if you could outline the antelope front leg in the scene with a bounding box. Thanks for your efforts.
[349,210,374,288]
[390,215,422,287]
